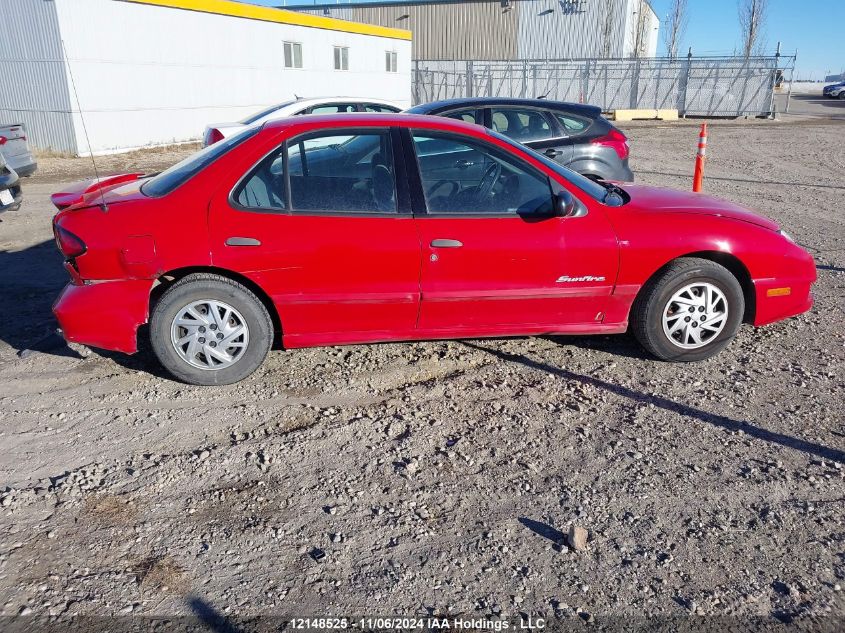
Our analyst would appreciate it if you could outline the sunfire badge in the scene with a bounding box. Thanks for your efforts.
[555,275,607,283]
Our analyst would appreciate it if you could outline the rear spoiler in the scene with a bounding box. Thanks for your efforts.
[51,173,144,210]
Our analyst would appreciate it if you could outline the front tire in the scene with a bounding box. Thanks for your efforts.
[150,273,273,385]
[631,258,744,362]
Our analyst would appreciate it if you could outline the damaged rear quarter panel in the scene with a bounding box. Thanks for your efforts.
[53,279,157,353]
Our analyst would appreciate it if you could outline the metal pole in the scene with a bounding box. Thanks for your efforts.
[631,58,641,109]
[413,60,419,104]
[603,64,608,111]
[768,43,781,119]
[785,51,796,114]
[583,59,591,104]
[680,47,693,118]
[466,60,473,98]
[520,60,528,99]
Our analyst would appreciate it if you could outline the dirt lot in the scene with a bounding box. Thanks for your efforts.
[0,119,843,629]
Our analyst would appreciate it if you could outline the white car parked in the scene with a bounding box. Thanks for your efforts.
[202,97,402,147]
[0,122,37,177]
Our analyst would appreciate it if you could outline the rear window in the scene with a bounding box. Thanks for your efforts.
[239,101,297,125]
[364,103,401,113]
[554,113,591,134]
[142,126,259,198]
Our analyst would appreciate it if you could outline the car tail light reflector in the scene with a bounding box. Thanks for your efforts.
[592,129,629,160]
[206,128,224,145]
[0,136,6,145]
[54,225,87,258]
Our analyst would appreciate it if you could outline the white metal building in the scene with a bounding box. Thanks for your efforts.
[0,0,412,155]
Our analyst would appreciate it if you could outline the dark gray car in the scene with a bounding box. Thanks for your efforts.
[406,98,633,182]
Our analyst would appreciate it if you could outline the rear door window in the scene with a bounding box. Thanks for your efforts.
[234,149,287,211]
[234,130,398,214]
[489,108,556,143]
[443,108,483,125]
[287,131,397,213]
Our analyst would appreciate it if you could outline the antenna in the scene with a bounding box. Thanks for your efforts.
[60,38,109,212]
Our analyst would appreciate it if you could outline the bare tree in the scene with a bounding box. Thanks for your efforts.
[664,0,689,59]
[738,0,768,57]
[601,0,616,58]
[630,0,648,58]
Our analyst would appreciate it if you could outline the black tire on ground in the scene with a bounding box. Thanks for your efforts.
[150,273,273,385]
[631,257,744,362]
[839,92,845,100]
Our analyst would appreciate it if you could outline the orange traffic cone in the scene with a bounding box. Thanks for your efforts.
[693,123,707,192]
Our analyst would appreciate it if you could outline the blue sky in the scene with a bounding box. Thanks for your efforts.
[245,0,844,80]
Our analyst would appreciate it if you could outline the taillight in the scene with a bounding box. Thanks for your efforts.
[592,128,629,160]
[0,136,6,145]
[54,225,87,258]
[206,128,224,145]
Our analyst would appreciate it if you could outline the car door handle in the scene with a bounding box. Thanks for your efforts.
[225,237,261,247]
[544,148,562,158]
[430,239,463,248]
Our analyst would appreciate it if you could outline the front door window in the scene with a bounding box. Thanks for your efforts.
[489,108,556,143]
[411,133,553,216]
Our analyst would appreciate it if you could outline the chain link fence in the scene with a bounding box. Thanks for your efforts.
[413,56,795,117]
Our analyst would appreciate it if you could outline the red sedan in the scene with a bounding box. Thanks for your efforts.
[51,114,815,385]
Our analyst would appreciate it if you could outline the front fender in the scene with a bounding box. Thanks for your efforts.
[602,213,816,326]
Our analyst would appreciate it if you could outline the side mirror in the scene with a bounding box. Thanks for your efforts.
[553,191,577,217]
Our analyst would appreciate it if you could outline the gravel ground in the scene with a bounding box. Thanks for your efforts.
[0,119,843,629]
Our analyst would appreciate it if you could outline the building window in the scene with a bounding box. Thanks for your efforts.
[284,42,302,69]
[385,51,398,73]
[333,46,349,71]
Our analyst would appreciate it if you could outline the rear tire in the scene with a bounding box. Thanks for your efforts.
[631,258,744,362]
[150,273,273,385]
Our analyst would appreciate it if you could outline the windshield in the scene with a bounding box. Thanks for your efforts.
[485,128,621,204]
[142,126,260,197]
[239,100,298,125]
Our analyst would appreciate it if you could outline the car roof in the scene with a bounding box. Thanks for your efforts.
[262,112,484,134]
[407,97,602,118]
[281,96,401,108]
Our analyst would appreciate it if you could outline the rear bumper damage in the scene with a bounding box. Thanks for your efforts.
[53,279,155,354]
